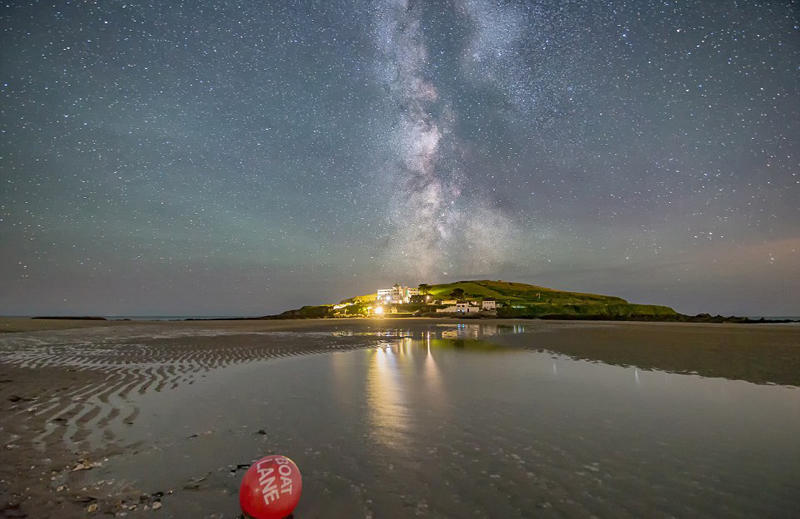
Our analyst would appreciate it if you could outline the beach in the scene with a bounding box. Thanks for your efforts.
[1,318,799,518]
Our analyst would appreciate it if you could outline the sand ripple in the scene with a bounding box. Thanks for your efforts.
[0,326,379,452]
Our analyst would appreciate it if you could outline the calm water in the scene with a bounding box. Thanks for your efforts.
[71,322,800,519]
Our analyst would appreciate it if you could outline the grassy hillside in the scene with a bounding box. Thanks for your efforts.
[420,280,675,318]
[341,293,378,304]
[498,302,677,318]
[423,280,627,304]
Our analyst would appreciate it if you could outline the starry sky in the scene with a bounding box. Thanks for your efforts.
[1,0,798,317]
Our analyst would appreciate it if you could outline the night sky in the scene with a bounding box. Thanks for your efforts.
[1,0,798,316]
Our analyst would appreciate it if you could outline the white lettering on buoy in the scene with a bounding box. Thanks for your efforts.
[257,464,273,484]
[275,457,294,495]
[253,457,295,504]
[256,460,280,504]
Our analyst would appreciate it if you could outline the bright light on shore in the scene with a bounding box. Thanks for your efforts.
[374,306,384,315]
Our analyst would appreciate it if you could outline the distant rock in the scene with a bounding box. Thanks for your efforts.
[31,316,107,320]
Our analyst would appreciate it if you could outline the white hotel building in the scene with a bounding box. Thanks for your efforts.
[377,284,419,304]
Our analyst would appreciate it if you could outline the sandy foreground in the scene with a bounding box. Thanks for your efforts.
[0,317,798,518]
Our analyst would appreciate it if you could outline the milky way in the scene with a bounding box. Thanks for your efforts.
[375,0,522,279]
[375,0,458,276]
[0,0,798,315]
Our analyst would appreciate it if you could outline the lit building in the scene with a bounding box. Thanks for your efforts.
[377,284,419,304]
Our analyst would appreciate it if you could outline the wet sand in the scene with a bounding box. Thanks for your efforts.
[0,318,798,518]
[491,320,800,387]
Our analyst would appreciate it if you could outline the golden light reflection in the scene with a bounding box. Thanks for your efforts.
[423,333,445,410]
[361,325,526,449]
[329,349,357,409]
[366,343,410,449]
[436,323,510,339]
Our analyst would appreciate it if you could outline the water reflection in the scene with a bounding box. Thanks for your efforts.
[330,348,358,409]
[422,333,446,413]
[332,322,527,342]
[363,325,527,450]
[366,343,410,449]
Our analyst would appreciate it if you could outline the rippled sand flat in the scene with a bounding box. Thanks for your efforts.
[0,320,388,517]
[1,324,381,447]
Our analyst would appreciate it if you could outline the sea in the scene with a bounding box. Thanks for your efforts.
[104,315,249,320]
[747,315,800,321]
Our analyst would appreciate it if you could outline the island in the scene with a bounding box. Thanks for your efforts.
[265,279,795,323]
[270,279,674,319]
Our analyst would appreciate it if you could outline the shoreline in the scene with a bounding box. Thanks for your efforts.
[2,315,798,335]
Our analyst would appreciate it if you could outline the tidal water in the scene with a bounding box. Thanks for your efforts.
[76,322,800,519]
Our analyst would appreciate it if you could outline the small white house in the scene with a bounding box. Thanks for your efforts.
[437,299,497,314]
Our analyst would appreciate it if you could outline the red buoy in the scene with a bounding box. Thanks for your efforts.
[239,455,303,519]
